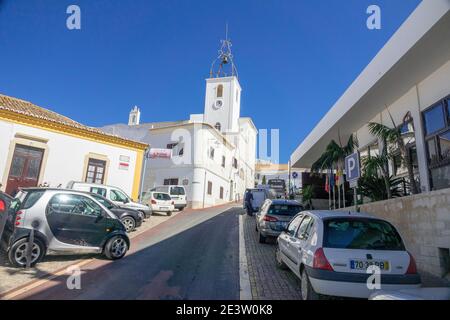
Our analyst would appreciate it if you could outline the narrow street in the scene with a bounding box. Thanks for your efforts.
[12,205,241,300]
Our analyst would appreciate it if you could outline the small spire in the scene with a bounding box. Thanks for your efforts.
[210,24,238,78]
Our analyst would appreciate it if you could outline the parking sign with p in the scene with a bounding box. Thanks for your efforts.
[345,152,360,182]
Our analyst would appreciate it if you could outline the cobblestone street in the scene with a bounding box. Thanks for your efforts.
[243,212,302,300]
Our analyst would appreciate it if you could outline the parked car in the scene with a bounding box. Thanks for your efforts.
[143,192,175,216]
[243,188,272,215]
[149,185,187,211]
[276,211,421,300]
[1,188,130,268]
[0,191,13,211]
[89,193,143,233]
[255,199,303,243]
[67,181,152,218]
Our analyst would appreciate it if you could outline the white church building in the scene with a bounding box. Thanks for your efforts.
[102,36,257,208]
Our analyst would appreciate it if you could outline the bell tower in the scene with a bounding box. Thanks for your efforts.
[204,26,241,134]
[128,106,141,126]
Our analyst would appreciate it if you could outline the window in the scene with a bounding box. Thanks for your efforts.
[423,96,450,190]
[164,178,179,186]
[220,187,224,199]
[47,194,103,217]
[296,216,313,240]
[232,157,238,169]
[215,122,221,132]
[217,85,223,98]
[170,186,185,195]
[267,204,303,217]
[85,158,106,184]
[90,187,107,197]
[207,181,213,195]
[323,218,405,251]
[222,156,226,168]
[110,189,130,203]
[286,214,303,236]
[209,147,215,160]
[423,103,445,135]
[154,193,171,201]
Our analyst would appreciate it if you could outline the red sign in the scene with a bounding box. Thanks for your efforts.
[149,148,172,159]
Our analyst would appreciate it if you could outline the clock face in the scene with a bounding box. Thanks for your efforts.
[213,99,223,110]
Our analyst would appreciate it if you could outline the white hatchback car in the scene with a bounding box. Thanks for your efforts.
[276,211,421,300]
[144,192,175,216]
[150,186,187,211]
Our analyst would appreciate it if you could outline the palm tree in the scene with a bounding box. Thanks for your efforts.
[361,154,392,199]
[300,185,314,209]
[368,111,419,195]
[311,134,358,208]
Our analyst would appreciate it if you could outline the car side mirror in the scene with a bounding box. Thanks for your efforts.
[123,198,129,204]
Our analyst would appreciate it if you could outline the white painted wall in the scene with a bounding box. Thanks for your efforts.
[0,120,139,196]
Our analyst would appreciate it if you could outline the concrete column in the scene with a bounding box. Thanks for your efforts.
[412,85,431,192]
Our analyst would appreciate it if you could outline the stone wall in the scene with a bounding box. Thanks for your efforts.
[355,188,450,284]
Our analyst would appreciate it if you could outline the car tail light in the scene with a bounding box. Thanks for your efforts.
[313,248,333,271]
[151,199,157,204]
[263,215,278,222]
[0,199,5,211]
[15,210,24,226]
[406,251,418,274]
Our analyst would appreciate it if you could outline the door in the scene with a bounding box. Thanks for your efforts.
[46,193,108,248]
[288,215,314,268]
[278,214,303,270]
[6,145,44,196]
[85,158,106,184]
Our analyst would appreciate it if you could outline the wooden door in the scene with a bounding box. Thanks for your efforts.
[6,145,44,196]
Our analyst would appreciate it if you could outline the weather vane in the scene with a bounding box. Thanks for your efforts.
[210,24,238,78]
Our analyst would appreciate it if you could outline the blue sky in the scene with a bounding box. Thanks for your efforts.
[0,0,421,163]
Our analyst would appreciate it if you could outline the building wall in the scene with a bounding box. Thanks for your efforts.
[0,119,142,199]
[355,59,450,192]
[355,188,450,283]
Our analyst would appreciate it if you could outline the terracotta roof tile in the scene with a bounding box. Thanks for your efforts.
[0,93,146,148]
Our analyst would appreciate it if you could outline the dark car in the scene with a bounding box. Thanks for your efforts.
[89,193,143,233]
[0,191,13,210]
[1,188,130,268]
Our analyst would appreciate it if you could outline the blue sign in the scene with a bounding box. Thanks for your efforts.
[345,152,360,182]
[292,172,298,179]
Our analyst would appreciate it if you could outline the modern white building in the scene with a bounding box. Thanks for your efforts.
[290,0,450,281]
[0,94,148,200]
[102,36,257,208]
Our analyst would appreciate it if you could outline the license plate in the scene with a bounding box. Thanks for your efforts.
[160,207,169,210]
[350,259,390,271]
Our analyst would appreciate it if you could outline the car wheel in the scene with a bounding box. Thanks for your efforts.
[275,247,288,270]
[179,207,184,211]
[167,211,172,216]
[104,235,128,260]
[121,216,136,233]
[258,232,266,244]
[8,238,45,268]
[301,270,320,300]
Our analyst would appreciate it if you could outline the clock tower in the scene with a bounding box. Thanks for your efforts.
[204,28,241,133]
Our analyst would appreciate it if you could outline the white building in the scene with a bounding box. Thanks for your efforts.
[102,35,257,208]
[291,0,450,193]
[0,94,148,199]
[290,0,450,281]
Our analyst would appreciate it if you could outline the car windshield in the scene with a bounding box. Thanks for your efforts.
[323,218,405,251]
[267,204,302,216]
[91,194,115,210]
[155,193,171,201]
[171,187,185,195]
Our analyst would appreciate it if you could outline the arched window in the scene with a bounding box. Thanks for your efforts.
[216,85,223,98]
[215,122,221,132]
